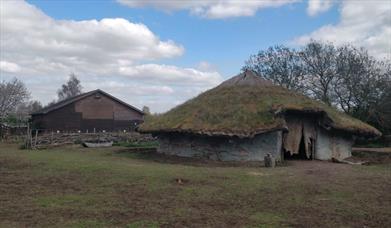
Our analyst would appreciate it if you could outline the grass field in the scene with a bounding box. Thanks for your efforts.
[1,143,390,228]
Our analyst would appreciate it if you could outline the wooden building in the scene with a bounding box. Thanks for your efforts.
[31,90,144,132]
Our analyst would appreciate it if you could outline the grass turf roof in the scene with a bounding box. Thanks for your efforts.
[140,71,381,138]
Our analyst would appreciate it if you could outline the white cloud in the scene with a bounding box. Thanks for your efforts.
[307,0,335,16]
[295,0,391,60]
[119,64,222,86]
[0,0,183,70]
[0,61,21,73]
[84,81,175,96]
[117,0,299,19]
[0,0,223,112]
[196,61,216,72]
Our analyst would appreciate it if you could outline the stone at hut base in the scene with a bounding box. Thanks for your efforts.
[264,153,275,168]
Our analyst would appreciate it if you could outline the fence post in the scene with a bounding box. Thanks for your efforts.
[34,130,38,149]
[25,123,30,149]
[30,127,32,148]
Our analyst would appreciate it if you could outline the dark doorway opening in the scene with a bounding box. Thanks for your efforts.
[284,132,311,160]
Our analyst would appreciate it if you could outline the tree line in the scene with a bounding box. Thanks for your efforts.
[243,40,391,134]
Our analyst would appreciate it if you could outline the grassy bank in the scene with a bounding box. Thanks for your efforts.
[0,143,390,227]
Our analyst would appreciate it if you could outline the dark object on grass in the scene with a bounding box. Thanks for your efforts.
[175,178,189,185]
[82,140,113,148]
[264,153,275,167]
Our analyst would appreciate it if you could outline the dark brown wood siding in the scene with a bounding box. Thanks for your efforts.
[32,103,82,131]
[32,91,143,132]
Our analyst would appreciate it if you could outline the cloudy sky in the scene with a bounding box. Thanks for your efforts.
[1,0,390,112]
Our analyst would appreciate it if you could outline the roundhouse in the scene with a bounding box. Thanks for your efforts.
[139,71,381,162]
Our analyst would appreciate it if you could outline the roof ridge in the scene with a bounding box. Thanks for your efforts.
[218,70,273,88]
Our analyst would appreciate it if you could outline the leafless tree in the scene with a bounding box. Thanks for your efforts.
[351,61,391,133]
[57,73,83,101]
[333,45,372,113]
[0,78,30,119]
[243,40,391,133]
[299,40,337,105]
[332,45,391,133]
[243,45,306,92]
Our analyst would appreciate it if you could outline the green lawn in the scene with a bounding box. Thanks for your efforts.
[0,143,390,227]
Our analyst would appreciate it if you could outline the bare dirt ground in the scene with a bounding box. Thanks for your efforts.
[353,147,391,153]
[351,148,391,164]
[1,143,391,227]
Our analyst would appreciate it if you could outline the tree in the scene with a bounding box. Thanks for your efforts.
[57,73,82,101]
[142,106,151,115]
[349,61,391,134]
[375,77,391,134]
[46,100,57,107]
[299,40,337,105]
[29,100,43,113]
[243,45,306,92]
[15,100,43,118]
[333,45,375,113]
[332,45,391,133]
[243,40,391,134]
[0,78,30,119]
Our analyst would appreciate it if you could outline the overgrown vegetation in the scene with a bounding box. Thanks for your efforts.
[141,80,380,137]
[1,143,390,227]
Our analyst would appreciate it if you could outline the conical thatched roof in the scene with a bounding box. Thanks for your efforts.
[140,71,381,138]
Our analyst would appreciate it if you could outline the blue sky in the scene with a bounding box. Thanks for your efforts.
[28,0,339,77]
[1,0,389,112]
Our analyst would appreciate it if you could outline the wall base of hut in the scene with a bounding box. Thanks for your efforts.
[315,128,353,160]
[156,131,283,162]
[156,128,353,162]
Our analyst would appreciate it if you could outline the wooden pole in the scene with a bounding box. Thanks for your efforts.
[34,130,38,149]
[25,123,30,149]
[29,128,33,150]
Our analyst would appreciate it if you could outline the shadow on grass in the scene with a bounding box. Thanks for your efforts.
[111,148,269,168]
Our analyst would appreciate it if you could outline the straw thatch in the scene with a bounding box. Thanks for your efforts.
[139,71,381,138]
